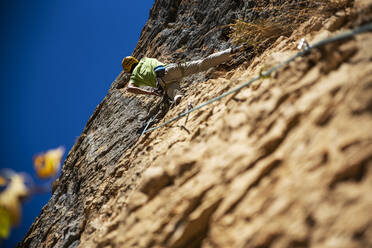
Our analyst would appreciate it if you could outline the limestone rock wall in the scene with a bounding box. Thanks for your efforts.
[20,0,372,247]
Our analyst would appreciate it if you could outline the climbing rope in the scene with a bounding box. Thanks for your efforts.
[142,22,372,134]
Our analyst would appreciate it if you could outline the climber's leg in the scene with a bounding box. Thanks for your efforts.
[166,82,182,104]
[163,48,233,82]
[161,48,234,103]
[182,48,233,76]
[163,63,184,82]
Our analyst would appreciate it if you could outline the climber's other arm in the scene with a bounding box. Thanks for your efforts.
[127,81,161,96]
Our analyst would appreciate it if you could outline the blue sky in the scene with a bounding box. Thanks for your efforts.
[0,0,155,246]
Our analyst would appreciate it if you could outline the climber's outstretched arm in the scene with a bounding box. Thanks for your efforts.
[127,81,160,96]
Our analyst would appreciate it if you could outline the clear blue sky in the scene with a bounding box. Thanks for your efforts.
[0,0,154,246]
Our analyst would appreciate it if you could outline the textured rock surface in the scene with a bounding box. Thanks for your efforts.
[20,0,372,247]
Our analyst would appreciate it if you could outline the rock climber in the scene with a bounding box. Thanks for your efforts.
[122,46,245,104]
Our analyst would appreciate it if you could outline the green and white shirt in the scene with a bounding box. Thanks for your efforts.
[129,58,164,88]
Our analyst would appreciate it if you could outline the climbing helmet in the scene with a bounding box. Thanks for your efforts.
[122,56,139,73]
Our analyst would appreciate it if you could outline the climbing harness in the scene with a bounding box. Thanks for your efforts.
[154,79,165,96]
[136,22,372,137]
[154,65,167,96]
[154,65,166,78]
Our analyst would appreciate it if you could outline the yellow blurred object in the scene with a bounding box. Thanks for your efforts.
[0,174,29,229]
[0,207,11,239]
[33,147,65,179]
[0,176,5,186]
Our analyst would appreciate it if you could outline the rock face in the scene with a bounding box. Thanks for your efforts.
[20,1,372,248]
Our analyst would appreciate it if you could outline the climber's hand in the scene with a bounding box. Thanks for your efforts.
[150,88,162,97]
